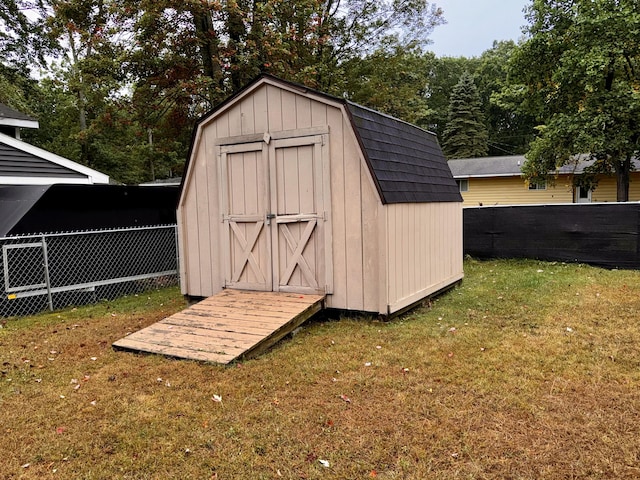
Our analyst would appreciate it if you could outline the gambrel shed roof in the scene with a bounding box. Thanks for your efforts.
[346,102,461,203]
[187,75,461,205]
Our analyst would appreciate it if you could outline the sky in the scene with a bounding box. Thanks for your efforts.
[429,0,530,57]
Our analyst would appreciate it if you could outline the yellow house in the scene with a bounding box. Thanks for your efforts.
[448,155,640,206]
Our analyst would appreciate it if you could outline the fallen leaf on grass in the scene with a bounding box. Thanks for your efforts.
[56,427,66,434]
[212,394,223,403]
[339,394,351,403]
[370,470,378,477]
[318,459,330,468]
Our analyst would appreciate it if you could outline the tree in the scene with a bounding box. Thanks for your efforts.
[341,43,434,125]
[422,55,479,136]
[441,71,488,159]
[511,0,640,201]
[475,41,536,156]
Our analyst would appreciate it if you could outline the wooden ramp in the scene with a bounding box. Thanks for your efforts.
[113,290,324,364]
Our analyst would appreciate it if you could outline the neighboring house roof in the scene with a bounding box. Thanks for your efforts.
[448,155,640,179]
[0,103,39,129]
[189,74,461,204]
[0,132,109,185]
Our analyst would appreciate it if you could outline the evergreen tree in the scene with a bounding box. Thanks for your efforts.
[441,72,488,159]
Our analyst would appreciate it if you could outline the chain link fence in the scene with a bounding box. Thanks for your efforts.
[0,225,179,318]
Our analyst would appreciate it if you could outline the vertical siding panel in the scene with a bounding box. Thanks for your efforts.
[402,205,409,300]
[252,86,268,134]
[203,127,219,295]
[267,85,283,132]
[182,187,200,294]
[326,107,347,308]
[411,204,418,295]
[216,112,230,139]
[295,96,312,129]
[421,204,429,288]
[387,207,398,305]
[415,205,422,290]
[195,144,212,294]
[311,101,327,128]
[240,97,255,135]
[343,127,364,311]
[227,104,243,136]
[361,164,380,312]
[378,203,388,314]
[281,91,297,130]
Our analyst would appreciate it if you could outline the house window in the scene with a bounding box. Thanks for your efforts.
[457,179,469,192]
[528,179,546,190]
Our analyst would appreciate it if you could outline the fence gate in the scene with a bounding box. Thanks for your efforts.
[3,239,53,309]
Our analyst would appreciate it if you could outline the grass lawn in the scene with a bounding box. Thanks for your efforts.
[1,258,640,479]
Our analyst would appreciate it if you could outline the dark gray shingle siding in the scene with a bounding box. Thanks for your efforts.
[347,103,462,204]
[0,143,85,178]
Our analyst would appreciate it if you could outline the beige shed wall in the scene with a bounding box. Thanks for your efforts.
[178,81,385,312]
[385,202,464,314]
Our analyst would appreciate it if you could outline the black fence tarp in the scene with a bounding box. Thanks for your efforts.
[0,184,179,236]
[464,203,640,269]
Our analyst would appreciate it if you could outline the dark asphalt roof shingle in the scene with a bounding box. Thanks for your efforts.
[344,102,462,204]
[0,103,37,123]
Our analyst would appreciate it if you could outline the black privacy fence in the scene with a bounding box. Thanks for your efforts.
[464,203,640,269]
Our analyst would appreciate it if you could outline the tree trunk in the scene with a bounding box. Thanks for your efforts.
[193,9,221,107]
[615,155,631,202]
[227,0,248,91]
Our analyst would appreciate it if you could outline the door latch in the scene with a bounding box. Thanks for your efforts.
[266,213,275,225]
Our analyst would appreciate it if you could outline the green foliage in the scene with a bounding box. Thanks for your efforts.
[422,55,479,135]
[511,0,640,201]
[476,41,537,155]
[441,71,489,159]
[341,43,434,125]
[1,0,538,185]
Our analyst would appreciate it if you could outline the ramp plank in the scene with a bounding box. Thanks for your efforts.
[113,289,324,364]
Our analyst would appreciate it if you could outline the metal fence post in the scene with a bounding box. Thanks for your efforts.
[41,235,54,311]
[174,225,180,279]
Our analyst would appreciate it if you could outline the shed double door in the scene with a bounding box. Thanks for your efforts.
[220,134,332,295]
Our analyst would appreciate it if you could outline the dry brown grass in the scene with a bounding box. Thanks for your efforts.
[2,260,640,479]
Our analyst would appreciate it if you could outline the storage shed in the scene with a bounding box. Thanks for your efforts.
[178,75,463,316]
